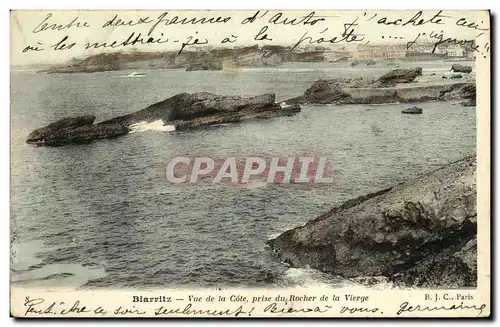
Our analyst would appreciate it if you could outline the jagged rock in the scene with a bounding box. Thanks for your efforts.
[26,115,96,144]
[109,92,281,126]
[367,60,376,65]
[27,120,128,146]
[402,106,423,114]
[285,81,473,106]
[285,78,358,104]
[452,64,473,74]
[458,84,477,106]
[27,92,298,146]
[350,60,359,66]
[389,245,476,288]
[438,83,476,106]
[283,68,473,106]
[268,155,477,288]
[373,67,423,87]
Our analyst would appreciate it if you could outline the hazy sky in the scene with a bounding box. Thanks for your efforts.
[10,10,489,65]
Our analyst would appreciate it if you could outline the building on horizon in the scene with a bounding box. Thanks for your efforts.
[406,42,467,58]
[353,44,406,61]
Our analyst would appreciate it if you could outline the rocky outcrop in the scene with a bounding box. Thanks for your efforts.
[452,64,473,74]
[372,67,422,87]
[438,83,476,106]
[285,78,361,104]
[401,106,423,114]
[107,92,283,126]
[268,155,477,288]
[26,115,96,144]
[284,68,475,106]
[27,92,299,146]
[26,116,129,146]
[288,82,475,106]
[28,122,130,146]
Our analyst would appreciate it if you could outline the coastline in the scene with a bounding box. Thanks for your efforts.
[14,62,478,290]
[25,65,476,147]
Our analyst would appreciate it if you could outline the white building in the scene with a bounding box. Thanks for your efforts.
[446,45,465,57]
[324,50,351,62]
[353,44,406,61]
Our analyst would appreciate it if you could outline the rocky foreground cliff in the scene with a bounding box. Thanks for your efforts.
[268,155,477,288]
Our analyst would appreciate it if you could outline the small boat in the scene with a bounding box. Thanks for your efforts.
[124,72,147,77]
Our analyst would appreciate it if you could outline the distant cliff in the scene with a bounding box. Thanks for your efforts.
[40,46,330,74]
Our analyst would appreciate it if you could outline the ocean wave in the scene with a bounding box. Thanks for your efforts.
[282,267,343,288]
[129,120,176,133]
[283,267,396,290]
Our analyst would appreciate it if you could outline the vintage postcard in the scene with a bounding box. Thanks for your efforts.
[10,9,490,318]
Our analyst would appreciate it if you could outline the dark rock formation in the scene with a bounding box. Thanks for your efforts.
[350,60,359,67]
[27,92,298,146]
[389,237,477,288]
[285,78,360,105]
[451,64,473,74]
[442,73,464,79]
[373,67,423,87]
[459,84,477,107]
[27,118,129,146]
[108,92,282,127]
[158,93,293,130]
[268,155,477,288]
[438,83,476,106]
[367,60,376,65]
[402,107,423,114]
[283,68,474,106]
[26,115,96,144]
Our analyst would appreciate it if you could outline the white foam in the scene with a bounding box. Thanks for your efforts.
[283,267,396,290]
[129,120,176,133]
[122,72,147,78]
[279,102,291,109]
[283,268,337,288]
